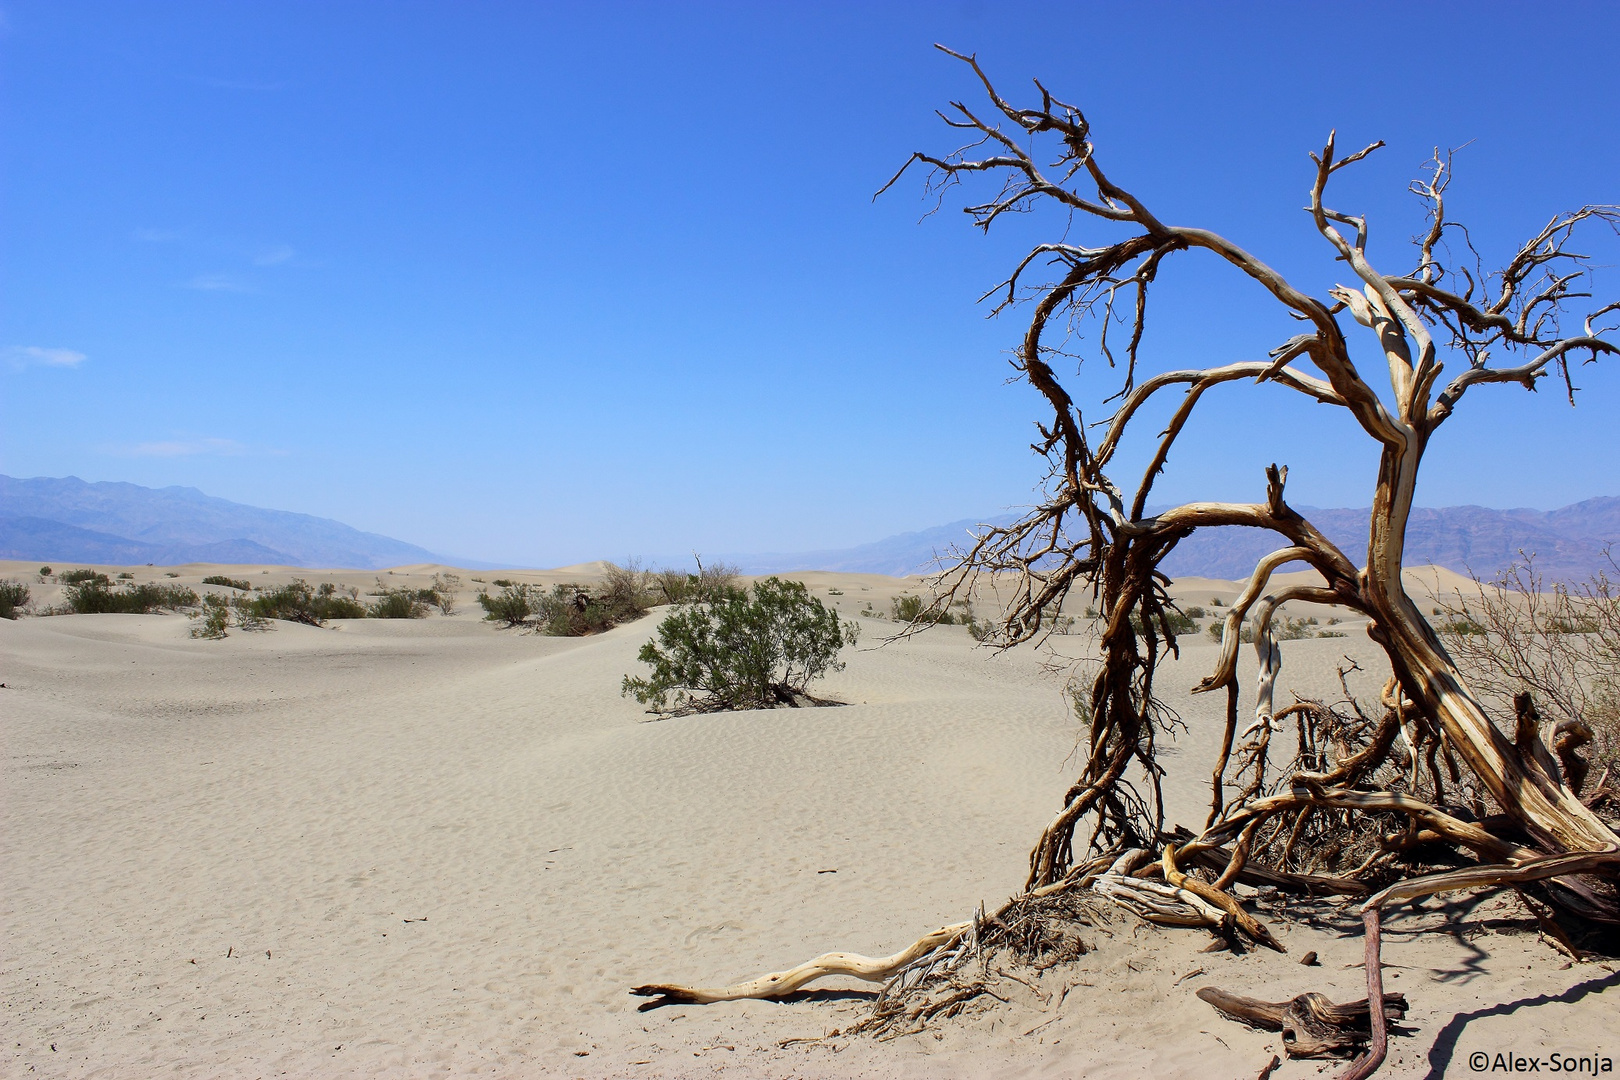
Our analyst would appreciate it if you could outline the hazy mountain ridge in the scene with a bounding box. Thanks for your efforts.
[737,499,1620,582]
[0,475,452,570]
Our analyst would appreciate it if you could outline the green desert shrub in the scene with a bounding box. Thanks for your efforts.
[189,594,232,639]
[0,580,30,619]
[60,568,110,585]
[116,571,135,580]
[477,582,539,626]
[890,593,964,625]
[203,575,252,591]
[189,593,272,639]
[427,572,461,615]
[64,580,198,614]
[1130,607,1198,637]
[247,580,366,625]
[1205,613,1323,644]
[479,564,654,635]
[491,578,516,588]
[38,565,52,577]
[368,587,429,619]
[622,576,859,713]
[651,557,739,605]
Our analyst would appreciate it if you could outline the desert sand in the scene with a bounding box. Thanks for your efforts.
[2,560,1614,1078]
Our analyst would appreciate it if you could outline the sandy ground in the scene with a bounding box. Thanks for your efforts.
[1,560,1615,1078]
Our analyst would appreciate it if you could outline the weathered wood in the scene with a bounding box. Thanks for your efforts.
[1196,984,1407,1059]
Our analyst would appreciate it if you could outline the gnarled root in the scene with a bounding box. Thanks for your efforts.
[629,920,972,1006]
[1197,986,1408,1059]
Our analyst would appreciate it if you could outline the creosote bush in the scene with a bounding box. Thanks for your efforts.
[368,587,429,619]
[246,580,366,626]
[60,568,109,585]
[189,593,273,639]
[63,580,198,614]
[622,576,859,713]
[203,575,252,591]
[0,580,30,619]
[478,563,656,636]
[651,557,739,605]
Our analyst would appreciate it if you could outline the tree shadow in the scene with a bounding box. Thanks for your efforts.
[635,987,877,1012]
[1424,968,1620,1077]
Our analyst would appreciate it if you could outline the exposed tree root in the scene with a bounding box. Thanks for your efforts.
[629,921,972,1007]
[1196,986,1408,1059]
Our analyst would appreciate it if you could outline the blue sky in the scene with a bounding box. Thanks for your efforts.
[3,2,1617,566]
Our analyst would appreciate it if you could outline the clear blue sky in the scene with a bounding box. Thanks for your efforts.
[3,2,1617,566]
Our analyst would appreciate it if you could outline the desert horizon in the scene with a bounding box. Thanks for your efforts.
[6,556,1614,1077]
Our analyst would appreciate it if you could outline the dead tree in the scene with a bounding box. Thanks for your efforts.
[632,46,1618,1078]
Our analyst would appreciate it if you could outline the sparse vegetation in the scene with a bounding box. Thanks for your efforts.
[38,566,51,577]
[116,571,135,580]
[246,580,366,625]
[623,577,858,713]
[367,587,429,619]
[62,580,197,614]
[203,575,252,591]
[1183,605,1206,619]
[60,568,109,585]
[650,557,739,606]
[1205,612,1324,644]
[1439,551,1620,776]
[476,563,653,635]
[477,582,538,626]
[889,593,964,625]
[428,572,461,615]
[0,580,30,619]
[188,594,233,639]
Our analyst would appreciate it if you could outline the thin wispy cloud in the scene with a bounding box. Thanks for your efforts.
[116,437,250,458]
[4,345,87,370]
[184,273,254,293]
[253,244,295,266]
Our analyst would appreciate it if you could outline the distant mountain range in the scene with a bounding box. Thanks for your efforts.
[0,475,456,570]
[728,499,1620,583]
[4,474,1615,581]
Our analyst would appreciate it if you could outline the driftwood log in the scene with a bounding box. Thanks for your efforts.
[1197,987,1407,1059]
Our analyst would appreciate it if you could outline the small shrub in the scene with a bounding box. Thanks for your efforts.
[0,580,30,619]
[61,568,109,585]
[116,571,135,580]
[623,577,858,713]
[651,557,740,606]
[1130,607,1197,637]
[368,588,429,619]
[1184,605,1206,619]
[247,580,366,625]
[491,578,516,588]
[39,565,52,577]
[477,583,538,627]
[165,571,180,578]
[203,575,252,591]
[827,588,843,595]
[189,594,233,639]
[1211,597,1223,607]
[64,581,198,614]
[428,572,461,615]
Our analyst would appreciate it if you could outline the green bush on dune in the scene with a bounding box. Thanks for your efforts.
[63,580,198,614]
[477,563,654,636]
[622,576,858,714]
[202,575,252,591]
[0,580,30,619]
[246,580,367,625]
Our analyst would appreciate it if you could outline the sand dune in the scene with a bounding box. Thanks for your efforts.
[2,561,1612,1078]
